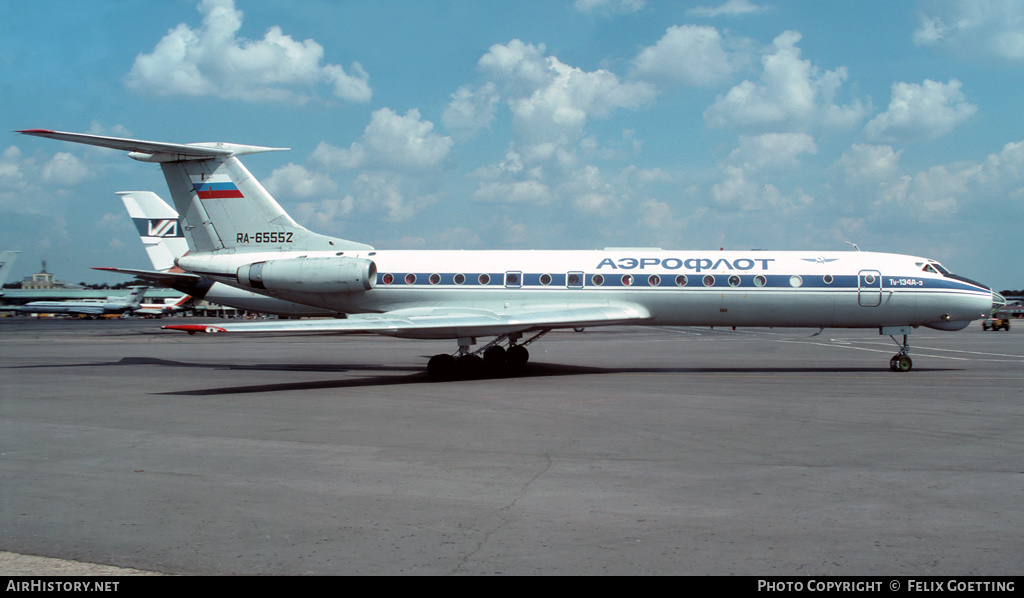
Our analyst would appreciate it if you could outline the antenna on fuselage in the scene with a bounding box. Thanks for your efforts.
[844,241,861,252]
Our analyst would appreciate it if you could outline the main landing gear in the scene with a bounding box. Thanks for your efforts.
[883,326,913,372]
[427,330,549,381]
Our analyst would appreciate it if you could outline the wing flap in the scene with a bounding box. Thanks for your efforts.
[163,302,651,339]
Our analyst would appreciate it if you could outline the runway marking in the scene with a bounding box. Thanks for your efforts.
[781,338,1024,363]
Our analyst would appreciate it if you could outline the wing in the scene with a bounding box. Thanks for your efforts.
[92,267,201,287]
[163,302,651,339]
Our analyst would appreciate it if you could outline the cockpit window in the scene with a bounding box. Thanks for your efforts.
[922,261,951,275]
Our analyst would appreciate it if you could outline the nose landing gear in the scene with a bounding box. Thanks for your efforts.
[883,326,913,372]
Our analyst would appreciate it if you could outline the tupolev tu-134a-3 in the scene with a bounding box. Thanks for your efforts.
[19,129,1004,379]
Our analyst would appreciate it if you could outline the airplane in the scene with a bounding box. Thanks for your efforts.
[133,293,193,317]
[18,129,1004,378]
[92,191,341,318]
[0,251,20,296]
[0,285,148,317]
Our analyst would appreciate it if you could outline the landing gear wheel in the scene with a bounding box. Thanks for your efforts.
[427,354,456,381]
[455,354,485,379]
[483,346,507,373]
[506,345,529,374]
[890,354,913,372]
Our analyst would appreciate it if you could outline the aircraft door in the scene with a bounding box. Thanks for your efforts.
[858,270,882,307]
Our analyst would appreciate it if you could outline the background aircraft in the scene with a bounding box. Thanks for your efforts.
[0,286,148,317]
[19,129,1001,377]
[0,251,20,296]
[133,293,192,317]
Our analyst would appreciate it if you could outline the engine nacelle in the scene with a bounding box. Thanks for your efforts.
[237,257,376,293]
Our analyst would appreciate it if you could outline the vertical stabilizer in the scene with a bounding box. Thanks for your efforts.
[118,192,187,271]
[109,286,147,309]
[0,251,20,288]
[18,130,373,255]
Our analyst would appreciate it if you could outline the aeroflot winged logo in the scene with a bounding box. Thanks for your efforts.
[133,218,183,238]
[191,174,244,199]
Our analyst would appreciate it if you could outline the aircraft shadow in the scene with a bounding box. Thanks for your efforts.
[7,356,953,396]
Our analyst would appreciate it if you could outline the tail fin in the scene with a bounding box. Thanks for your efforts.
[0,251,20,288]
[19,130,372,254]
[109,286,147,308]
[118,192,187,271]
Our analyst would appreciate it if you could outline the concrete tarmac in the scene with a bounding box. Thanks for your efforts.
[1,317,1021,575]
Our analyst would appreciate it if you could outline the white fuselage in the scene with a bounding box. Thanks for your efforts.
[11,300,132,315]
[178,248,996,335]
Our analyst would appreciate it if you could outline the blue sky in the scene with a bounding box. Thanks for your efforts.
[2,0,1022,291]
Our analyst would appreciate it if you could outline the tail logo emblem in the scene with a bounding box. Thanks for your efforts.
[147,219,179,237]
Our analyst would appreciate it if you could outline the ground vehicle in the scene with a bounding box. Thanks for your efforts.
[982,312,1011,331]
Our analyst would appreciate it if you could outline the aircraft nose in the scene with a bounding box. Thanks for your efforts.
[991,291,1006,314]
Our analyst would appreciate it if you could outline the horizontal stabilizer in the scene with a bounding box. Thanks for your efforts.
[18,130,288,162]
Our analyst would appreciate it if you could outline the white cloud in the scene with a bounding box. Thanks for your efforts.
[573,0,646,15]
[453,40,658,213]
[865,79,976,142]
[914,0,1024,60]
[285,109,452,226]
[1,146,94,215]
[351,172,426,222]
[310,141,365,171]
[313,108,452,173]
[125,0,371,104]
[0,146,26,188]
[470,40,656,157]
[473,179,555,205]
[688,0,771,18]
[41,152,91,186]
[836,144,903,185]
[264,163,338,199]
[704,31,866,131]
[442,82,500,138]
[901,138,1024,215]
[711,133,817,212]
[294,197,355,230]
[832,138,1024,222]
[728,132,818,172]
[632,25,743,87]
[360,109,452,172]
[455,39,657,211]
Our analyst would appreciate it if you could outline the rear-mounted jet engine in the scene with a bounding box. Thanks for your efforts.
[237,256,376,293]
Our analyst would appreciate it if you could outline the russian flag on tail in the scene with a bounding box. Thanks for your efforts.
[191,174,244,199]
